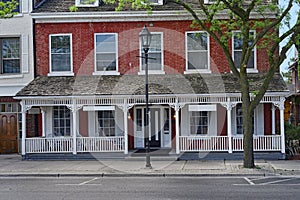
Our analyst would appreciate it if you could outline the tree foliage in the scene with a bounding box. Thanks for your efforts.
[0,0,18,18]
[106,0,300,168]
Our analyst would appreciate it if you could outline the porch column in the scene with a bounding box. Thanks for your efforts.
[68,101,80,155]
[21,101,27,157]
[41,108,46,137]
[223,99,236,154]
[172,100,184,155]
[175,106,180,154]
[279,97,285,154]
[123,106,129,155]
[272,105,276,135]
[227,105,233,154]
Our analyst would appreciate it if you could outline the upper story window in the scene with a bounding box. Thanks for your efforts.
[75,0,99,7]
[148,0,164,5]
[49,34,73,76]
[185,31,210,73]
[94,33,119,75]
[0,37,20,74]
[0,0,20,13]
[140,32,164,74]
[233,31,257,72]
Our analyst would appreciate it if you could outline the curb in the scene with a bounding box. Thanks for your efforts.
[0,172,275,178]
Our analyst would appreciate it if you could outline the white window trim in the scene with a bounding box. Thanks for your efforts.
[93,33,120,76]
[139,32,165,75]
[232,30,257,73]
[0,36,22,75]
[96,110,116,137]
[75,0,99,7]
[184,31,211,74]
[48,34,73,76]
[231,104,264,136]
[148,0,164,5]
[189,110,210,135]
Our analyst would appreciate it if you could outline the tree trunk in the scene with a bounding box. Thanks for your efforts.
[243,104,254,168]
[240,73,255,168]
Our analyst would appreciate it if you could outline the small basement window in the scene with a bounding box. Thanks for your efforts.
[75,0,99,7]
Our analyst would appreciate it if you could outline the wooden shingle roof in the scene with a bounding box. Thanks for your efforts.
[16,73,288,97]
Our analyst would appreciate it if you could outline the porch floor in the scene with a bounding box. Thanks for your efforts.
[24,151,285,161]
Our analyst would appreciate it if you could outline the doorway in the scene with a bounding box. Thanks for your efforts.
[0,114,18,153]
[134,106,171,149]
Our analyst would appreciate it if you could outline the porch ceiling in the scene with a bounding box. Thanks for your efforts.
[16,73,288,98]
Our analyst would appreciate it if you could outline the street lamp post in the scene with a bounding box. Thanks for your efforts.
[139,25,152,168]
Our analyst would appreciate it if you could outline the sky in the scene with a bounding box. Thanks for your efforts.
[279,0,299,72]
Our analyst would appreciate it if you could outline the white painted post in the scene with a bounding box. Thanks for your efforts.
[279,103,285,154]
[71,102,77,155]
[123,107,128,155]
[227,106,233,153]
[41,108,46,137]
[175,102,180,154]
[272,105,276,135]
[21,101,27,157]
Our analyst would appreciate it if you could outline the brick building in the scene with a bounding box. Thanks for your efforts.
[15,0,288,158]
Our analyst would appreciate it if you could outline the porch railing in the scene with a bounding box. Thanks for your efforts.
[25,136,124,153]
[180,135,282,152]
[26,137,73,153]
[232,135,282,151]
[77,136,124,152]
[179,136,229,152]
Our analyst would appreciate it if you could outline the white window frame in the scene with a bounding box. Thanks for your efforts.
[185,31,210,74]
[96,110,116,137]
[75,0,99,7]
[48,34,74,76]
[232,30,257,73]
[93,33,120,76]
[231,104,264,136]
[148,0,164,5]
[52,106,71,137]
[139,32,165,75]
[0,37,21,75]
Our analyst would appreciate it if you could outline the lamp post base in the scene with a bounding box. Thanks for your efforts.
[145,153,152,168]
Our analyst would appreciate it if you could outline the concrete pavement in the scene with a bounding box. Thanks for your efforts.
[0,154,299,177]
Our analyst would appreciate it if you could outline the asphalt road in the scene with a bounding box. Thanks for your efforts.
[0,176,300,200]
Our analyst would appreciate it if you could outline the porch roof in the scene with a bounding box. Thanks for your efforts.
[16,73,288,97]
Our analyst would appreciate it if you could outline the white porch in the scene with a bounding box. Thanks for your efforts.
[17,94,287,155]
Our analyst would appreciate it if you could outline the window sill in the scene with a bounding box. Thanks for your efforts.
[0,74,24,79]
[184,70,211,74]
[138,71,165,75]
[92,71,120,76]
[48,72,74,77]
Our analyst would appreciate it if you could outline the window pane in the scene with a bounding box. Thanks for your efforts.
[187,32,208,70]
[190,111,208,135]
[187,32,208,51]
[188,52,208,70]
[53,106,71,137]
[95,34,117,72]
[233,32,255,69]
[1,38,20,74]
[98,111,115,136]
[51,35,71,72]
[141,33,162,71]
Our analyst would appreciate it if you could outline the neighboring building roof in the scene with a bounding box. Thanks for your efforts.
[16,73,288,97]
[32,0,186,13]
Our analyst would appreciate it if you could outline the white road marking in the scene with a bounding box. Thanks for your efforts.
[79,177,98,185]
[260,178,294,185]
[244,177,255,185]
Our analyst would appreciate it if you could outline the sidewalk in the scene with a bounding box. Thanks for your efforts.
[0,154,299,177]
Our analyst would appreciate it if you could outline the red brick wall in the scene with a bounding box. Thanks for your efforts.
[264,103,272,135]
[35,21,273,76]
